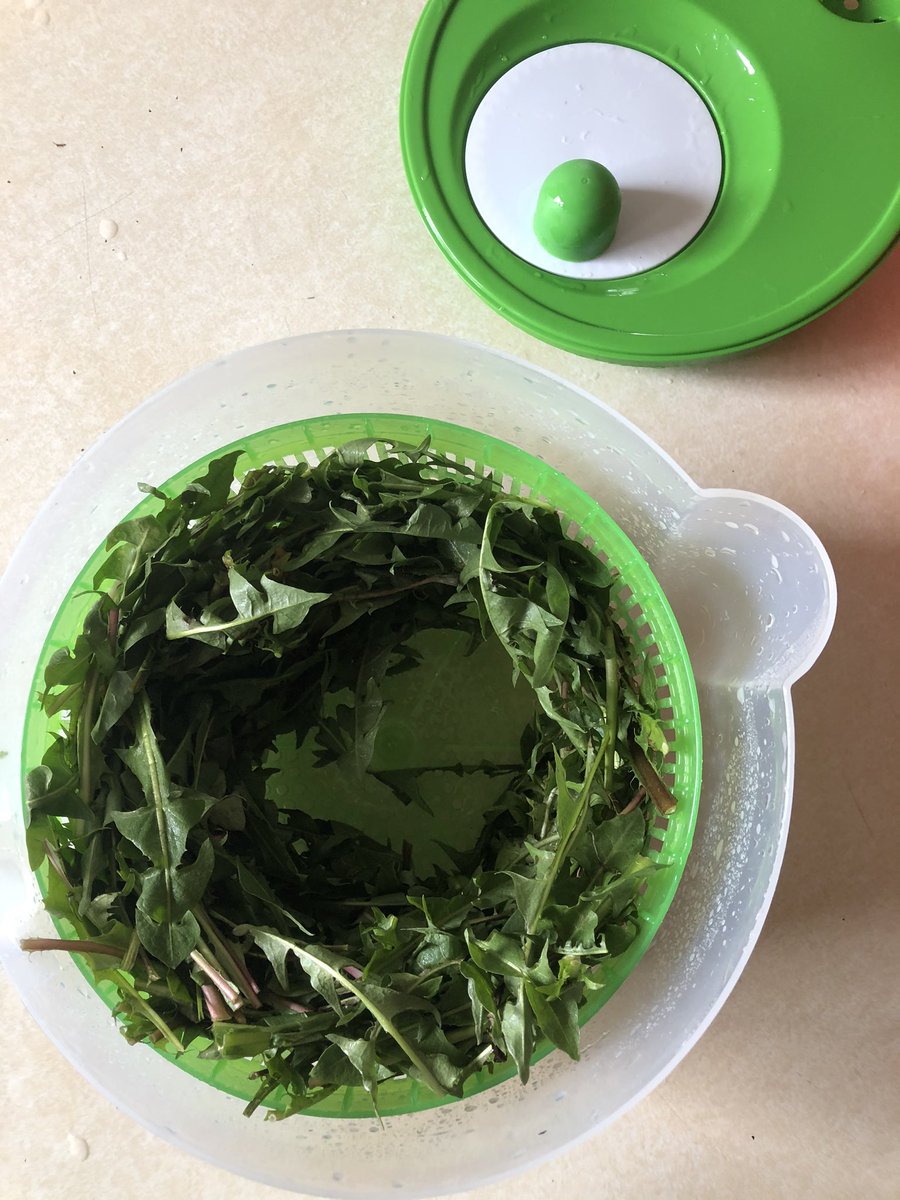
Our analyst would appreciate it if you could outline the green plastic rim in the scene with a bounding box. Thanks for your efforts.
[400,0,900,364]
[23,413,702,1118]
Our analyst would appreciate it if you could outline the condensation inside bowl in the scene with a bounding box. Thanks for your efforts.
[0,331,835,1200]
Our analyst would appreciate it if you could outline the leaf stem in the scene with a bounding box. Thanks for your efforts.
[443,1024,477,1044]
[42,840,72,890]
[260,992,312,1014]
[201,983,230,1022]
[78,666,99,808]
[20,937,122,957]
[194,904,261,1006]
[113,970,185,1052]
[121,928,141,973]
[135,692,172,928]
[628,738,677,815]
[524,743,607,965]
[619,787,646,817]
[298,945,449,1096]
[413,958,463,985]
[190,948,242,1009]
[604,624,619,791]
[459,1042,496,1081]
[326,574,457,606]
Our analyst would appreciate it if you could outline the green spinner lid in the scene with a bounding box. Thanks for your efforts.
[400,0,900,365]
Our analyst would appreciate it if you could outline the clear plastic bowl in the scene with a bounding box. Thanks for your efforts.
[0,331,836,1198]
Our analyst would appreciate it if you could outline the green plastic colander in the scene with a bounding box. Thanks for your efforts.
[23,412,702,1118]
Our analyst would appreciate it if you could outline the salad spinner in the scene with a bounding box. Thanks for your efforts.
[0,333,836,1196]
[20,413,702,1119]
[400,0,900,363]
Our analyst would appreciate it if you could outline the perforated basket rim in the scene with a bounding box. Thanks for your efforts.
[22,412,702,1119]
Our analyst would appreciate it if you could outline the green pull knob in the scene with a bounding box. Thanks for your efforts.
[534,159,621,262]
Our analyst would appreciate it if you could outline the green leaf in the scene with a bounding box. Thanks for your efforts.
[166,567,328,642]
[91,670,138,743]
[502,978,533,1084]
[504,871,546,935]
[164,600,229,649]
[112,786,206,867]
[212,1023,274,1059]
[460,959,499,1042]
[544,562,570,623]
[106,513,170,553]
[235,860,286,911]
[313,1041,377,1089]
[92,544,137,590]
[591,808,646,874]
[25,764,90,820]
[43,647,89,689]
[465,929,526,979]
[327,1034,396,1096]
[635,710,666,756]
[237,929,450,1095]
[134,902,199,969]
[525,983,580,1061]
[335,676,385,778]
[604,920,639,957]
[118,694,201,967]
[554,747,579,842]
[136,840,213,932]
[403,503,455,541]
[534,686,588,752]
[120,609,166,653]
[406,1050,465,1098]
[181,450,243,515]
[372,768,434,815]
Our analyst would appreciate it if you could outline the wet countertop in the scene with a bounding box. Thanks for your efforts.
[1,2,898,1198]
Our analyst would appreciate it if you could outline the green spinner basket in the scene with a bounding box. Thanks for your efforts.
[23,413,702,1118]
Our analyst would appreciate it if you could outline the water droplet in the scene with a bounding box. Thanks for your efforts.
[33,6,50,24]
[99,217,118,240]
[114,248,127,262]
[67,1134,89,1161]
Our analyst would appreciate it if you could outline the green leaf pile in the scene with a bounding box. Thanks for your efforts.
[23,439,678,1118]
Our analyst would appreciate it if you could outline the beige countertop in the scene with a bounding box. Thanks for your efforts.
[1,3,898,1197]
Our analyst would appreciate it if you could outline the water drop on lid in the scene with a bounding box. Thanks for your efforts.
[99,217,118,240]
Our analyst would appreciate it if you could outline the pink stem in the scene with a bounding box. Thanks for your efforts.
[190,950,241,1008]
[620,787,646,816]
[201,983,229,1022]
[20,937,121,957]
[261,992,311,1014]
